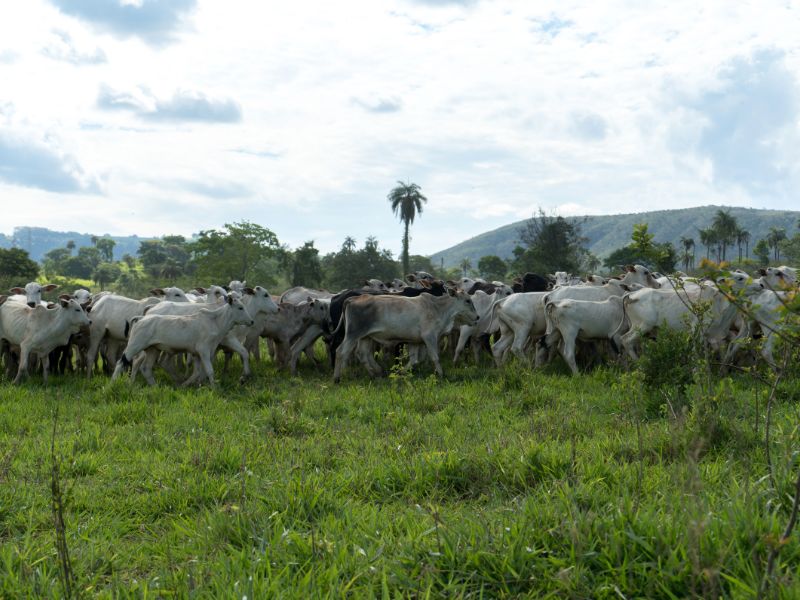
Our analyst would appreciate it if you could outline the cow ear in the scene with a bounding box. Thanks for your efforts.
[227,295,234,305]
[58,294,72,301]
[244,287,255,295]
[47,303,57,309]
[59,298,70,308]
[43,284,59,292]
[149,288,164,296]
[406,274,416,282]
[9,287,24,294]
[447,287,456,297]
[363,279,369,286]
[620,284,631,292]
[84,304,92,313]
[195,287,206,294]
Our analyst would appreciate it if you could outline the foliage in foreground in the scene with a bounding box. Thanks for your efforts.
[0,356,798,597]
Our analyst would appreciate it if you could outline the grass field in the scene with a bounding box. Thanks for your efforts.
[0,349,799,598]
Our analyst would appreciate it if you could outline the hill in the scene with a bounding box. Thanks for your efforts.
[430,205,800,268]
[0,226,155,262]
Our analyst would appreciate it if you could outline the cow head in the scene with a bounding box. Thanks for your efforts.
[451,291,479,326]
[9,281,59,308]
[621,264,661,289]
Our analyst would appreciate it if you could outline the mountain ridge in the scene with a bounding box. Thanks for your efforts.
[429,205,800,269]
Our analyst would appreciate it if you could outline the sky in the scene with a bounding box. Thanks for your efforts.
[1,0,799,257]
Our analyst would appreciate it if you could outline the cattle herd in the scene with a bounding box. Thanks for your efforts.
[0,264,796,386]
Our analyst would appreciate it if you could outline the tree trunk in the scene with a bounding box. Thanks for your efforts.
[402,220,410,275]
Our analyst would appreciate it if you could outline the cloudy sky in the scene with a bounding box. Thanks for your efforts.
[1,1,799,256]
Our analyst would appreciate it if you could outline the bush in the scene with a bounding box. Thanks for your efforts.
[637,327,698,416]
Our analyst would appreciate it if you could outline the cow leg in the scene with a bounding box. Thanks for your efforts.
[198,350,217,386]
[421,335,444,377]
[559,330,580,375]
[40,353,51,385]
[453,325,473,365]
[86,328,105,378]
[509,321,533,365]
[222,336,251,382]
[333,336,358,383]
[13,346,31,385]
[620,329,640,361]
[491,321,514,367]
[535,329,559,368]
[140,350,160,386]
[356,340,382,377]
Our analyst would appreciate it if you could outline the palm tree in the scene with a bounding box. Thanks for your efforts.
[711,209,738,262]
[767,227,787,261]
[66,240,75,255]
[460,257,472,278]
[388,181,428,275]
[698,227,717,260]
[679,236,695,270]
[734,228,750,263]
[740,229,750,260]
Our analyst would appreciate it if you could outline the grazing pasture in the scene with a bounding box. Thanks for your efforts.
[0,349,799,598]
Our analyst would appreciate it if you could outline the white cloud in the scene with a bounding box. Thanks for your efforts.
[0,0,798,256]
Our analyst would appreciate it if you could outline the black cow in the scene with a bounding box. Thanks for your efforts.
[512,272,549,293]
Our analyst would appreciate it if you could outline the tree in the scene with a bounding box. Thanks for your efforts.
[603,223,676,273]
[95,238,116,262]
[512,209,588,275]
[43,247,71,276]
[459,258,472,278]
[780,233,800,264]
[711,209,738,262]
[290,241,322,287]
[679,236,695,271]
[66,240,75,254]
[478,255,507,281]
[767,227,787,261]
[388,181,427,275]
[93,262,121,290]
[737,229,750,262]
[321,237,400,290]
[408,255,437,277]
[698,227,718,261]
[631,223,655,257]
[0,248,39,284]
[753,239,771,266]
[77,246,101,271]
[191,221,281,285]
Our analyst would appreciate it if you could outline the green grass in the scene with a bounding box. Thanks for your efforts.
[0,351,798,598]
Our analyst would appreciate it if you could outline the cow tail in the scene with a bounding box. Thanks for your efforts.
[612,294,631,342]
[540,301,557,350]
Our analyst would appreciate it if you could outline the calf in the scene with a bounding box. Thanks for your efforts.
[85,294,162,377]
[536,297,626,374]
[113,296,254,386]
[489,292,549,365]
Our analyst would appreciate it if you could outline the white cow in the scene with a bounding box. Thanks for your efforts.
[536,296,626,374]
[723,289,793,368]
[619,272,763,360]
[0,296,91,384]
[489,292,550,366]
[85,294,163,377]
[280,286,335,304]
[8,281,59,308]
[112,296,254,386]
[453,286,513,364]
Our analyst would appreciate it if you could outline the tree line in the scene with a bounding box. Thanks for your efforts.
[1,189,798,293]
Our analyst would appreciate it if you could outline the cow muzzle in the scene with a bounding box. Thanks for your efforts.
[27,302,36,308]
